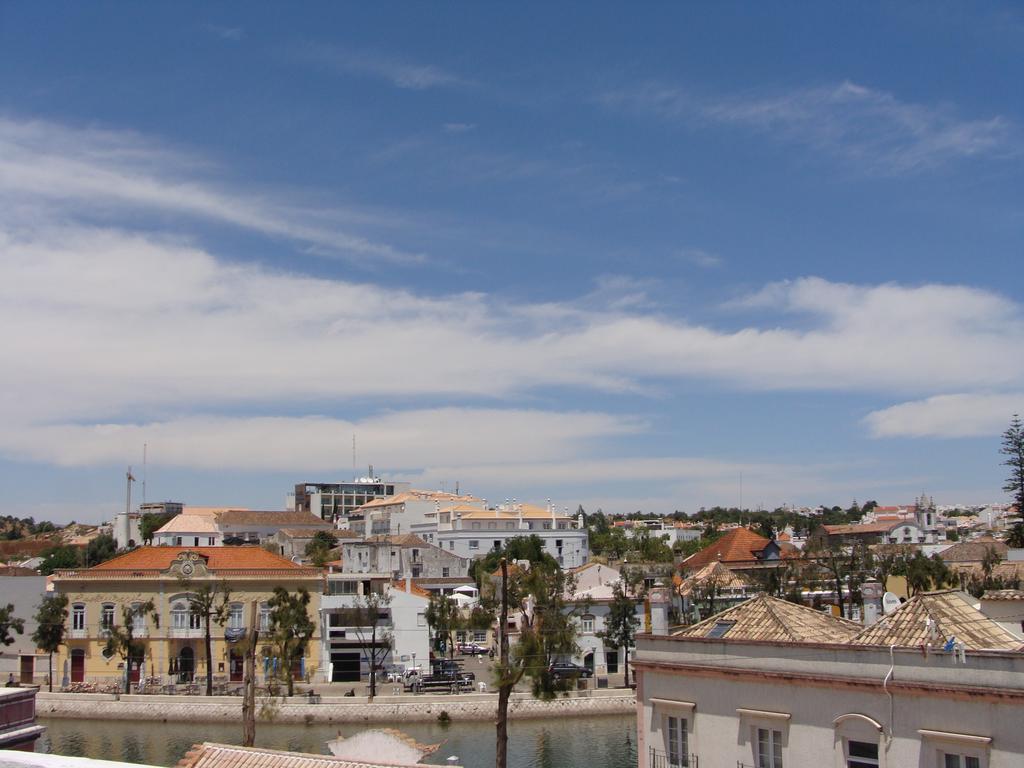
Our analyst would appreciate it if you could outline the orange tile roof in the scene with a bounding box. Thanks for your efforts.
[682,528,772,569]
[673,594,861,643]
[391,579,431,598]
[89,546,307,572]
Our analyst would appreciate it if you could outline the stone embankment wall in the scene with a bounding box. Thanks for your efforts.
[37,690,635,724]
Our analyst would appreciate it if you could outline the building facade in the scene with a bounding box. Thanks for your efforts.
[290,477,411,523]
[51,547,324,688]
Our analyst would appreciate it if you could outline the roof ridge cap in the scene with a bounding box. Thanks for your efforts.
[759,594,800,642]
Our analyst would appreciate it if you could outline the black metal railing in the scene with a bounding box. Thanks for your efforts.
[648,747,698,768]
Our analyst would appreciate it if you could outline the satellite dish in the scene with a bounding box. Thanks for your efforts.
[882,592,901,614]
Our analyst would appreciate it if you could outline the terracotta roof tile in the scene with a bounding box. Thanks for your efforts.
[682,528,772,569]
[850,590,1023,651]
[88,546,308,572]
[939,539,1008,563]
[178,742,453,768]
[673,594,861,643]
[217,510,332,527]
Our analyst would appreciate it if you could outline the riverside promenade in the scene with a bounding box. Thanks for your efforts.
[37,688,635,724]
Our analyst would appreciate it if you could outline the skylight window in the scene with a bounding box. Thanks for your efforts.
[707,621,735,639]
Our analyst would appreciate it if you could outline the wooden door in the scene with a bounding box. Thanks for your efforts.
[19,656,33,684]
[70,649,85,683]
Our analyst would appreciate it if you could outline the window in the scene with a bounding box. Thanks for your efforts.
[846,740,879,768]
[581,615,595,633]
[543,522,551,530]
[943,756,980,768]
[665,715,689,767]
[193,537,200,546]
[259,604,272,631]
[417,612,426,627]
[172,601,189,630]
[469,540,479,550]
[131,603,146,633]
[505,522,515,530]
[72,604,85,631]
[442,567,450,578]
[411,549,419,560]
[707,621,735,639]
[175,536,183,546]
[757,728,783,768]
[207,537,215,545]
[448,541,455,550]
[101,603,115,631]
[228,603,244,630]
[474,630,487,643]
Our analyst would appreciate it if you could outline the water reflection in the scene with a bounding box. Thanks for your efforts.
[39,715,637,768]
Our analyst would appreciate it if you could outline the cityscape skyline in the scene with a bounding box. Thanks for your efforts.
[1,3,1022,523]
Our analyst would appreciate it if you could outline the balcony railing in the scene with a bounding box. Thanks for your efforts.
[649,748,698,768]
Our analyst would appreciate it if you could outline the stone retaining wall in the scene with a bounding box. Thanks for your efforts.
[36,690,636,724]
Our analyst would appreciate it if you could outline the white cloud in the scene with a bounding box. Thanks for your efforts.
[0,116,422,263]
[864,393,1024,438]
[297,43,467,90]
[443,123,477,134]
[0,409,644,471]
[601,80,1016,173]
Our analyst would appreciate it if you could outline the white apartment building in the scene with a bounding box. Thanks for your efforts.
[634,591,1024,768]
[411,502,590,569]
[290,476,411,523]
[347,490,485,536]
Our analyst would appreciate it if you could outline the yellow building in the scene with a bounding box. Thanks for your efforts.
[51,547,323,690]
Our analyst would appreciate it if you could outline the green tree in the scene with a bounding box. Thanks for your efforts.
[1002,414,1024,514]
[32,594,68,691]
[905,552,955,596]
[0,604,24,652]
[598,581,640,687]
[492,558,581,768]
[84,534,118,567]
[39,545,81,575]
[304,530,339,566]
[183,580,231,696]
[424,593,460,661]
[263,587,315,697]
[139,512,175,544]
[104,600,159,693]
[1006,522,1024,549]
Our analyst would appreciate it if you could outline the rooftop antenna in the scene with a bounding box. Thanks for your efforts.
[739,470,743,512]
[142,443,147,506]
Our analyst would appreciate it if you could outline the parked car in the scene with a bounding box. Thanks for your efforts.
[457,641,488,655]
[403,662,475,692]
[548,662,593,681]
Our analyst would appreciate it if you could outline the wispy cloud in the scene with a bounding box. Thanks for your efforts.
[0,116,424,264]
[678,248,723,269]
[601,80,1016,174]
[297,42,467,90]
[206,24,245,41]
[443,122,477,134]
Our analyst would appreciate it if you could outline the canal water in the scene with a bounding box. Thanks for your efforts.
[39,715,638,768]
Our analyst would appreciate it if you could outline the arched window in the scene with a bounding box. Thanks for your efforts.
[71,604,85,631]
[581,614,595,634]
[171,601,189,630]
[833,713,883,768]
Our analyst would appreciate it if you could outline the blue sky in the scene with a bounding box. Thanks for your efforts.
[1,3,1022,523]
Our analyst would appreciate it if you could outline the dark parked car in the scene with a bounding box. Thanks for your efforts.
[548,662,593,681]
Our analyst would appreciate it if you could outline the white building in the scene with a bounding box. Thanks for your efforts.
[153,508,332,547]
[634,591,1024,768]
[319,570,429,683]
[411,502,589,569]
[290,476,411,523]
[348,490,484,536]
[565,562,648,676]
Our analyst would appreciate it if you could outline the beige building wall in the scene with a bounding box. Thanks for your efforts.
[53,575,322,688]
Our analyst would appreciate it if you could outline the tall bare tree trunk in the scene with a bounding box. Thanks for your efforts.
[243,602,259,747]
[623,640,630,688]
[204,618,214,696]
[48,652,53,693]
[496,558,511,768]
[368,625,377,701]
